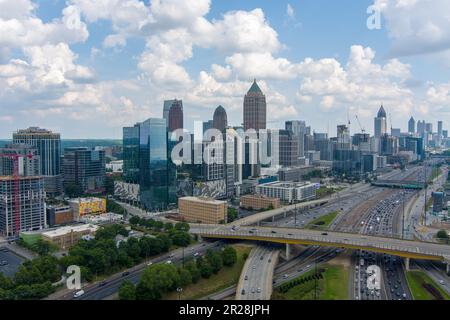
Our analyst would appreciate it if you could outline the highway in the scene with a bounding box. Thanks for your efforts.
[55,241,222,300]
[193,225,450,261]
[236,246,279,300]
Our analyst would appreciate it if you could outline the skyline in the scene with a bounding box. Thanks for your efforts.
[1,0,450,139]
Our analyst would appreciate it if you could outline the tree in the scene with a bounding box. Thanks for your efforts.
[119,280,136,300]
[437,230,449,239]
[164,222,174,232]
[129,216,141,226]
[184,262,201,283]
[65,183,83,198]
[136,264,180,300]
[0,272,14,290]
[171,231,191,247]
[196,257,212,279]
[227,208,238,222]
[175,222,190,232]
[177,268,192,287]
[156,234,172,252]
[205,249,223,274]
[222,246,237,267]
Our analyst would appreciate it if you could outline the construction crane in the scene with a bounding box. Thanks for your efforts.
[0,153,33,236]
[355,115,366,133]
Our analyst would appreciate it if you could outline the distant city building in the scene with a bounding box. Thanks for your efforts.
[240,194,280,210]
[13,127,62,197]
[167,99,184,132]
[213,105,228,133]
[46,204,73,227]
[380,134,399,156]
[179,196,227,224]
[0,176,46,237]
[286,120,307,158]
[106,160,123,173]
[408,117,416,134]
[278,129,300,167]
[391,128,401,137]
[278,166,316,182]
[203,120,214,134]
[374,106,387,138]
[432,192,445,213]
[337,125,351,150]
[243,79,266,131]
[68,197,107,220]
[63,147,106,194]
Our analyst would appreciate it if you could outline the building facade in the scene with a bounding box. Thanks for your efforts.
[240,194,280,210]
[179,196,227,224]
[213,105,228,133]
[243,79,266,131]
[255,181,317,204]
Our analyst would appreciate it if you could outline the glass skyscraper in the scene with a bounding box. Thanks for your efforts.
[123,118,176,211]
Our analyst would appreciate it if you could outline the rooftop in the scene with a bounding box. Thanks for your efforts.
[42,224,99,238]
[247,79,263,94]
[180,196,226,205]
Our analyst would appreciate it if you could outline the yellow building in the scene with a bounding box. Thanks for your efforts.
[240,194,281,211]
[68,197,106,220]
[179,197,227,224]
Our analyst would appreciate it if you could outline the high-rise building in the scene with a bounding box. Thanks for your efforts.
[337,125,351,150]
[374,105,387,138]
[0,176,46,237]
[123,118,176,211]
[13,127,62,197]
[203,120,214,134]
[167,100,184,132]
[278,130,299,167]
[438,121,443,137]
[63,147,106,194]
[391,128,401,137]
[0,144,40,177]
[408,117,416,134]
[286,120,306,158]
[163,100,175,121]
[425,123,433,133]
[243,79,266,131]
[314,133,332,160]
[380,134,399,156]
[213,105,228,133]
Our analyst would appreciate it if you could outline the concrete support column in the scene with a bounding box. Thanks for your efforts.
[272,216,275,223]
[405,258,410,271]
[286,244,291,261]
[446,262,450,275]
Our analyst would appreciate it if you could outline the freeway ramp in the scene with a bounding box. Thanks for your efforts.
[236,246,279,300]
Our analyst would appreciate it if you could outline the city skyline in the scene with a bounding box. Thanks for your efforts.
[1,0,450,139]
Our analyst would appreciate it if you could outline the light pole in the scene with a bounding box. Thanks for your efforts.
[177,287,183,300]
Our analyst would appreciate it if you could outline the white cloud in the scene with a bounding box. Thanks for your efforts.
[286,4,295,19]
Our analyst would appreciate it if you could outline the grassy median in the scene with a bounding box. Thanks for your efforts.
[164,245,252,300]
[306,211,339,230]
[406,271,450,300]
[272,263,349,300]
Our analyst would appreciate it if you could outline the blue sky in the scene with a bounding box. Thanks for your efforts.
[0,0,449,138]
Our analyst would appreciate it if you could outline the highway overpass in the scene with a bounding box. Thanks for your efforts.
[371,180,426,190]
[191,225,450,269]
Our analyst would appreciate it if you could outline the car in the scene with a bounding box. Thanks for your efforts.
[321,233,328,236]
[283,274,288,279]
[297,268,303,272]
[252,265,256,269]
[245,275,248,280]
[193,252,200,257]
[257,288,261,293]
[268,259,272,263]
[169,254,175,258]
[249,230,254,234]
[439,280,445,285]
[73,290,85,298]
[166,260,172,264]
[241,289,246,295]
[147,262,153,266]
[122,271,130,277]
[98,281,107,287]
[306,265,311,268]
[271,231,277,234]
[260,256,264,260]
[251,288,255,294]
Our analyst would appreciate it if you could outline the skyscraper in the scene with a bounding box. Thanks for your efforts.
[213,105,228,133]
[285,120,306,158]
[374,105,387,138]
[408,117,415,134]
[438,121,443,137]
[167,100,184,132]
[63,147,106,194]
[337,125,351,150]
[124,118,176,211]
[0,144,40,177]
[13,127,62,197]
[243,79,266,131]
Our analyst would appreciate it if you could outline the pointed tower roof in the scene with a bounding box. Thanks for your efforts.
[247,79,263,94]
[409,116,415,122]
[377,105,387,118]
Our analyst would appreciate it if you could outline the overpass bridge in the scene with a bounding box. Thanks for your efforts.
[191,225,450,272]
[371,180,426,190]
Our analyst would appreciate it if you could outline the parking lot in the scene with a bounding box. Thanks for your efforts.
[0,247,25,278]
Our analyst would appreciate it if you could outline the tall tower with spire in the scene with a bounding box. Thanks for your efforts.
[243,79,266,131]
[374,105,387,138]
[408,116,416,134]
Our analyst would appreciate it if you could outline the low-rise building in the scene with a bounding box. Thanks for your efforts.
[46,205,74,227]
[240,194,280,210]
[41,224,99,250]
[179,196,227,224]
[68,197,107,220]
[255,181,318,204]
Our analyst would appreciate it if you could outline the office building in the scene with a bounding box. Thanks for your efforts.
[255,181,317,204]
[46,204,74,227]
[123,125,140,183]
[13,127,62,197]
[432,192,445,214]
[243,79,266,131]
[337,125,351,150]
[213,105,228,133]
[0,176,46,237]
[278,130,299,167]
[68,197,107,220]
[286,120,307,158]
[179,196,227,224]
[278,166,316,182]
[374,106,387,138]
[240,194,280,210]
[63,147,106,194]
